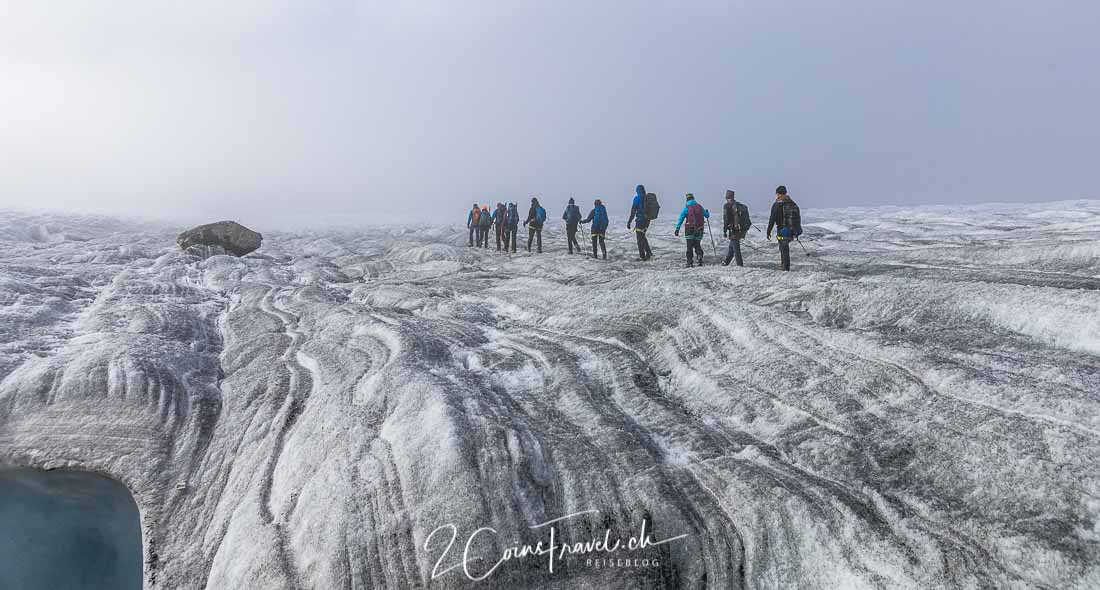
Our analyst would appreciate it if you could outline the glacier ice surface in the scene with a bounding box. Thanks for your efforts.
[1,202,1099,589]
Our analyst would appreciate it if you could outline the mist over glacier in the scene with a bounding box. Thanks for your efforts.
[1,200,1098,589]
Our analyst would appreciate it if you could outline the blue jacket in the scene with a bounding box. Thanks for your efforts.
[676,199,710,238]
[580,204,609,234]
[628,186,648,228]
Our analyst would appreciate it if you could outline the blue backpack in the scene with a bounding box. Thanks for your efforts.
[592,206,608,232]
[535,207,546,224]
[508,204,519,227]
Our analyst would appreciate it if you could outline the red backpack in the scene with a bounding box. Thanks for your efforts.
[685,202,705,231]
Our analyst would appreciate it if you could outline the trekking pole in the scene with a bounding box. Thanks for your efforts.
[796,237,834,270]
[706,218,717,257]
[740,239,764,253]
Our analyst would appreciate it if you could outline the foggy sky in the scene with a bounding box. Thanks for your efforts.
[3,1,1098,227]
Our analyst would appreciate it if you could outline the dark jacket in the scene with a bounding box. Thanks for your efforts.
[580,204,609,234]
[506,204,520,228]
[766,196,797,235]
[562,204,582,226]
[525,200,545,229]
[725,199,750,239]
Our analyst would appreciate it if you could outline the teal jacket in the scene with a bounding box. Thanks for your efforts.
[675,198,710,239]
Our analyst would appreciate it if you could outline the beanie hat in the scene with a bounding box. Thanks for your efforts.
[685,193,695,201]
[569,197,575,204]
[776,185,788,195]
[594,199,602,206]
[725,190,735,200]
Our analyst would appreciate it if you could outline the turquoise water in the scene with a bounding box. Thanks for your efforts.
[0,468,142,590]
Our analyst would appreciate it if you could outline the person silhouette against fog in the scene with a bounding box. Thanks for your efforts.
[627,184,653,261]
[562,198,583,254]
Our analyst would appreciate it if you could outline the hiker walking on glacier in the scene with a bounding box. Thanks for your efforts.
[627,184,654,261]
[466,203,481,247]
[492,202,508,251]
[562,198,583,254]
[722,190,750,267]
[477,205,492,248]
[766,185,802,271]
[579,198,609,259]
[504,202,519,252]
[524,197,546,253]
[674,193,710,267]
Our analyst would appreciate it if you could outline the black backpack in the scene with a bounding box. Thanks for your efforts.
[780,199,802,238]
[735,202,751,232]
[644,193,660,220]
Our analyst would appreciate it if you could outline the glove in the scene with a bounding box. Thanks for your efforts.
[674,229,680,237]
[627,222,632,230]
[766,232,772,241]
[723,229,728,237]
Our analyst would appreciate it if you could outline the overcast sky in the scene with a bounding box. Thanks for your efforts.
[2,1,1098,226]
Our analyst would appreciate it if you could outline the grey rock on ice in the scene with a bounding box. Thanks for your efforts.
[176,220,262,256]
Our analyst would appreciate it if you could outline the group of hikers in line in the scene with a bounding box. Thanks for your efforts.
[466,185,803,270]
